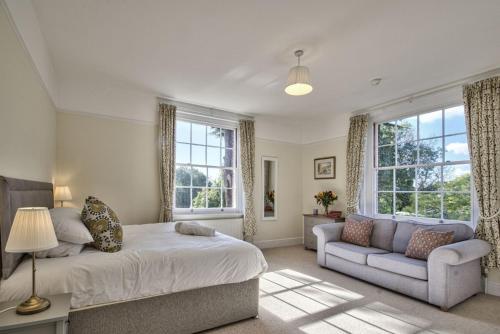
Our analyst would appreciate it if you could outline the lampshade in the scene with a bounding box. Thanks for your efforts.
[5,207,58,253]
[285,65,313,96]
[54,186,72,201]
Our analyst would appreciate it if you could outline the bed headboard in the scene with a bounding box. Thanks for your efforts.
[0,176,54,279]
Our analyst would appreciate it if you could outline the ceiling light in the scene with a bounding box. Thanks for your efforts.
[285,50,313,96]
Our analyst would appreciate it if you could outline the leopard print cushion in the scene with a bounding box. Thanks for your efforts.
[405,228,454,260]
[81,196,123,252]
[340,218,374,247]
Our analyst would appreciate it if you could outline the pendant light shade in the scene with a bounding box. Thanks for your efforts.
[285,50,313,96]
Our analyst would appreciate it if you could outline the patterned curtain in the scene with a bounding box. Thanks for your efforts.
[463,76,500,270]
[239,119,256,242]
[345,114,369,216]
[159,103,176,222]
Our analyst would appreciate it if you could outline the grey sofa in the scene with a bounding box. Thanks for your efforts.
[313,214,491,310]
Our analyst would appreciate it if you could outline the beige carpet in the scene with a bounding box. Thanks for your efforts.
[207,245,500,334]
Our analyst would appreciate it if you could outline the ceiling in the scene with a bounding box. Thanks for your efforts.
[27,0,500,119]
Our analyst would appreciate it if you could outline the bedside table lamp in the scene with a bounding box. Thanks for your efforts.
[54,186,72,207]
[5,207,58,315]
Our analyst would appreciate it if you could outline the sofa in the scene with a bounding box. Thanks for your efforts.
[312,214,491,310]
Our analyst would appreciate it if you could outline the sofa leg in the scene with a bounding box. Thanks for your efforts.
[440,306,448,312]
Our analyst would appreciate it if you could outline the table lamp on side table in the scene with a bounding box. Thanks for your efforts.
[5,207,58,315]
[54,186,72,207]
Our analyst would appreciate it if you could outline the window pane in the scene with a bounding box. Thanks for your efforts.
[176,121,190,143]
[176,143,190,164]
[222,188,234,208]
[419,138,442,164]
[377,193,393,215]
[396,168,415,191]
[397,116,417,142]
[417,166,441,191]
[378,122,395,145]
[207,127,221,146]
[443,165,470,192]
[175,188,190,208]
[221,129,234,148]
[222,169,234,188]
[192,167,207,187]
[445,134,469,162]
[191,145,206,165]
[222,148,234,167]
[207,188,221,208]
[378,145,395,167]
[445,106,466,135]
[191,123,206,145]
[419,110,442,139]
[377,170,393,191]
[207,146,221,166]
[396,193,415,216]
[418,193,441,219]
[207,168,222,187]
[397,141,417,165]
[175,166,191,186]
[192,188,206,208]
[444,193,471,221]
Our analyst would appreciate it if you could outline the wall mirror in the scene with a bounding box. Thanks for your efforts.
[262,156,278,220]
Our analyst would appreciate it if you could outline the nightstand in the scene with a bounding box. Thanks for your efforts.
[303,214,345,250]
[0,293,71,334]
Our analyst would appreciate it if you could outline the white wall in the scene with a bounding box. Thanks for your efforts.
[0,4,56,182]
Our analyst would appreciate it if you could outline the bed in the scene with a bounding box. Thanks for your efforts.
[0,176,267,334]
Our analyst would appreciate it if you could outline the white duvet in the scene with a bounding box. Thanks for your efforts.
[0,223,268,309]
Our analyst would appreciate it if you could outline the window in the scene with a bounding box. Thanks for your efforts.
[375,105,472,222]
[174,119,238,212]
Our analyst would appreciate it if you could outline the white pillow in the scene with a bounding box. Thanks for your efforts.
[35,241,84,258]
[49,208,94,244]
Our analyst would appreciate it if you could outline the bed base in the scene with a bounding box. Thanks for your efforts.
[68,278,259,334]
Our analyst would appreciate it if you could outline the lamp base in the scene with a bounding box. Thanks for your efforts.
[16,295,51,315]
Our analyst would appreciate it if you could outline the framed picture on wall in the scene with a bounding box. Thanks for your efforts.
[314,156,336,179]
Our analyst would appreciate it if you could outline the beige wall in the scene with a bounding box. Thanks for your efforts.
[254,139,303,246]
[0,5,56,182]
[302,136,347,216]
[56,112,160,225]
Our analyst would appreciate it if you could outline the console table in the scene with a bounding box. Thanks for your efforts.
[303,214,345,250]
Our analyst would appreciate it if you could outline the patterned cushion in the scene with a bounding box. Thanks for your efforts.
[405,228,454,260]
[81,196,123,252]
[340,218,374,247]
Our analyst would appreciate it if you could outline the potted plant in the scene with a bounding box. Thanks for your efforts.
[314,190,338,215]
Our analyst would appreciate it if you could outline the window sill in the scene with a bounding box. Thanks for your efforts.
[173,212,244,221]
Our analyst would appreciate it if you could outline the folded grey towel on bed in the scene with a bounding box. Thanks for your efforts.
[175,221,216,237]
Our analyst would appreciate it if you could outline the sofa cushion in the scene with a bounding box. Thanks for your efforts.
[393,221,473,253]
[341,217,374,247]
[405,229,454,260]
[347,214,396,251]
[325,242,388,265]
[367,253,428,280]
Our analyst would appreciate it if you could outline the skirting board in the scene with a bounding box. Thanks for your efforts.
[485,278,500,296]
[254,237,303,249]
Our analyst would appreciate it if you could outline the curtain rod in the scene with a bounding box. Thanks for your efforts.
[158,97,254,121]
[353,67,500,115]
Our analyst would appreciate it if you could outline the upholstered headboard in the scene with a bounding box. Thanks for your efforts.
[0,176,54,279]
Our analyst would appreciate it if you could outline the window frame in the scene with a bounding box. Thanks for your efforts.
[372,104,475,225]
[173,116,242,216]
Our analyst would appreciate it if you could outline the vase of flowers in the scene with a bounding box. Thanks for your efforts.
[314,190,338,215]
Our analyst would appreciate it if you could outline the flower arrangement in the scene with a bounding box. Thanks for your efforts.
[314,190,338,215]
[265,190,275,204]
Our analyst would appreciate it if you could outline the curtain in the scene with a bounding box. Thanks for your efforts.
[240,119,256,242]
[463,76,500,271]
[159,103,176,222]
[345,114,369,216]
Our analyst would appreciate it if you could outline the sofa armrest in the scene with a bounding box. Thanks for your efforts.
[428,239,490,310]
[428,239,491,266]
[313,223,344,266]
